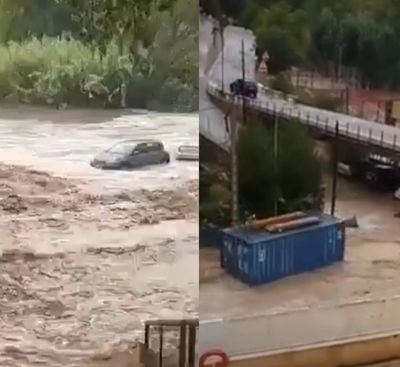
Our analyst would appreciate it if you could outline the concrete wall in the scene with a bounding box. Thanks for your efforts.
[199,295,400,357]
[229,332,400,367]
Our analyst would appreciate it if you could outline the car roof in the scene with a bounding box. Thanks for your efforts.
[178,145,198,151]
[111,139,163,147]
[118,139,162,144]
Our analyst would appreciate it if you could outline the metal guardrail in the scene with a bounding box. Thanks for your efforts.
[207,83,400,157]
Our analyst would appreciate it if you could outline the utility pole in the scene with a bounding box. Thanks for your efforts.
[89,0,95,56]
[345,86,350,115]
[214,0,225,92]
[241,39,247,124]
[220,24,225,92]
[331,120,339,216]
[274,112,279,215]
[227,113,239,225]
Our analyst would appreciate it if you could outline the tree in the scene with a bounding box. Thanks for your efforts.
[57,0,178,53]
[237,120,276,217]
[237,119,321,218]
[0,0,74,42]
[257,29,300,73]
[253,2,309,72]
[277,120,321,211]
[219,0,245,19]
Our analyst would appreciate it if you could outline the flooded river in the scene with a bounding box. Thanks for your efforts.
[0,106,197,192]
[0,106,198,366]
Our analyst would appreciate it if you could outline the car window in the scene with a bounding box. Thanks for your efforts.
[135,143,148,153]
[108,142,136,155]
[135,142,162,153]
[147,142,163,152]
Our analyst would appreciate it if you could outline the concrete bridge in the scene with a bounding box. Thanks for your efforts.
[207,82,400,160]
[200,13,400,161]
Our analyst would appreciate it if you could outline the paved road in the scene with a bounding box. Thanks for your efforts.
[204,17,400,157]
[199,16,256,150]
[199,16,229,149]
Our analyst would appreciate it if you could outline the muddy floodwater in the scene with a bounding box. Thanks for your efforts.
[201,173,400,317]
[0,106,198,367]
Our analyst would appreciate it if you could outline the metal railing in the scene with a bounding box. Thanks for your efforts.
[207,83,400,157]
[140,319,198,367]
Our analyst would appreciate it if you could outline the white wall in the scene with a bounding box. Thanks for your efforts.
[199,295,400,357]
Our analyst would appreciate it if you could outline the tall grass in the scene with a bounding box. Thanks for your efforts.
[0,37,197,111]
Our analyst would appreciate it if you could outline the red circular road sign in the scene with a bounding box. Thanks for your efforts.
[199,349,229,367]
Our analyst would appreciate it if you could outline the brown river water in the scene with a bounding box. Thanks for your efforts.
[0,106,198,366]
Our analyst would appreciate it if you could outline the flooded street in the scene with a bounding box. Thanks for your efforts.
[0,106,198,366]
[200,174,400,356]
[200,173,400,317]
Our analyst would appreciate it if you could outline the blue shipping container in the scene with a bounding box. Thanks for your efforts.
[221,214,345,286]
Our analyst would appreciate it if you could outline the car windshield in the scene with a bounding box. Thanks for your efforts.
[107,142,136,155]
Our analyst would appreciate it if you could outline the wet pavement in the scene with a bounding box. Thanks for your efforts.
[0,106,198,366]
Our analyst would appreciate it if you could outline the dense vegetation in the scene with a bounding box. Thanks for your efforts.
[200,119,321,227]
[0,0,198,111]
[201,0,400,88]
[238,119,321,217]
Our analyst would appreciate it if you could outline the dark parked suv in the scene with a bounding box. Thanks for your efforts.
[229,79,258,98]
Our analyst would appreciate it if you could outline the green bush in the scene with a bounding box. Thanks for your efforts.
[312,92,342,111]
[0,37,197,111]
[200,164,231,226]
[237,118,321,218]
[297,89,342,112]
[269,73,294,95]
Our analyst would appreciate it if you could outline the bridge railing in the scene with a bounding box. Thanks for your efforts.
[207,83,400,156]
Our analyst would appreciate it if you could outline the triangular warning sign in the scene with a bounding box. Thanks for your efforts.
[258,60,268,73]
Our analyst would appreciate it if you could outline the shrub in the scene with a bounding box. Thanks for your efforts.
[0,37,197,111]
[269,73,294,95]
[297,89,342,112]
[237,119,321,218]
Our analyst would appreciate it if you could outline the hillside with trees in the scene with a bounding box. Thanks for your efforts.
[201,0,400,88]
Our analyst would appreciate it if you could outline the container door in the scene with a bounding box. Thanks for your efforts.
[323,224,345,264]
[281,238,294,278]
[222,234,234,275]
[330,224,345,261]
[337,225,345,260]
[243,244,256,284]
[294,229,325,272]
[237,242,245,280]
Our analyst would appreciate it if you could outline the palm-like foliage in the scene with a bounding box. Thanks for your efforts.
[0,0,197,111]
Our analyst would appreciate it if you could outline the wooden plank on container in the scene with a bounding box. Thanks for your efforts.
[266,216,320,233]
[246,212,306,230]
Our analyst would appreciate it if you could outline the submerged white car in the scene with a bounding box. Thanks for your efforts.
[176,145,199,161]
